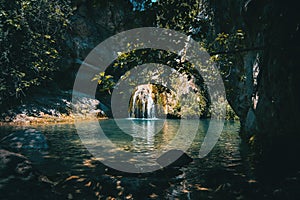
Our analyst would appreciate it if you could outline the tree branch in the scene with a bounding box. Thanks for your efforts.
[210,46,265,55]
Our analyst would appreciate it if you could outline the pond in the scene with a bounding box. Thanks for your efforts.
[0,119,264,199]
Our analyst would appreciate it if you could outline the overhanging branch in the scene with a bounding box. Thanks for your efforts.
[210,46,265,55]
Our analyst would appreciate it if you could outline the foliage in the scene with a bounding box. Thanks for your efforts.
[92,72,115,94]
[209,30,246,77]
[225,103,239,120]
[0,0,72,107]
[155,0,199,33]
[92,0,244,119]
[93,48,197,91]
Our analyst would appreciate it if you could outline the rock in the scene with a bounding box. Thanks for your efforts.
[156,149,193,169]
[166,113,181,119]
[70,92,105,118]
[0,149,56,199]
[244,108,257,138]
[0,149,33,178]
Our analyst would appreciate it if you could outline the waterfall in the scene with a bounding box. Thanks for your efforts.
[130,85,156,119]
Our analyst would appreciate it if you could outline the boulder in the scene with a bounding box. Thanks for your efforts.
[0,149,33,178]
[0,149,56,199]
[156,149,193,168]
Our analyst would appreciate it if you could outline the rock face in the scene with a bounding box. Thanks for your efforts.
[251,1,300,172]
[59,0,143,89]
[208,0,300,170]
[67,1,132,58]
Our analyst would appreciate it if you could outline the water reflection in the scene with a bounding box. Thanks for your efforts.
[131,119,156,146]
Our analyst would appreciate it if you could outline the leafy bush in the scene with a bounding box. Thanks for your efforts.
[0,0,72,107]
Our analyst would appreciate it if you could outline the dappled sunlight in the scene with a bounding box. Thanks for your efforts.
[0,119,259,199]
[0,0,298,199]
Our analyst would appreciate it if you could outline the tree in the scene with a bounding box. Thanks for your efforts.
[0,0,72,108]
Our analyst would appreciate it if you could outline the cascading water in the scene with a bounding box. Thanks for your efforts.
[130,85,156,119]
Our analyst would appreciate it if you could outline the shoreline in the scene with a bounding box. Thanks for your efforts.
[0,114,108,126]
[0,116,239,127]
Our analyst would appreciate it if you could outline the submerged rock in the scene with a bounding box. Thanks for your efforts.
[1,129,49,163]
[156,149,193,168]
[0,149,33,178]
[0,149,55,199]
[1,129,48,152]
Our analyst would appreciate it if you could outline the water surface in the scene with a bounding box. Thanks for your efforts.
[1,119,263,199]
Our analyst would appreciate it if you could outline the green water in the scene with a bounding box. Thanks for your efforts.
[1,119,262,199]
